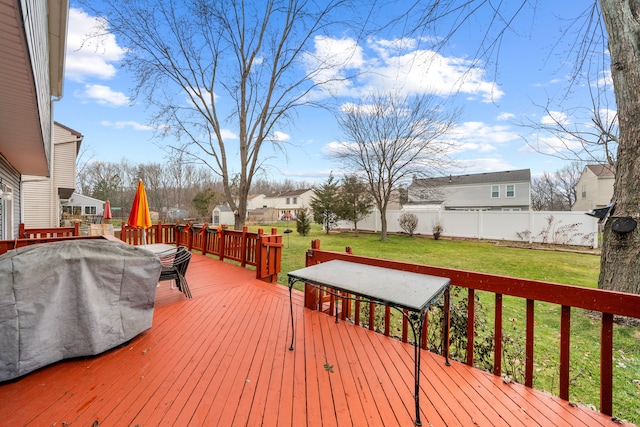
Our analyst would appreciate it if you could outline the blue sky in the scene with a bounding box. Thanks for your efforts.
[55,2,613,184]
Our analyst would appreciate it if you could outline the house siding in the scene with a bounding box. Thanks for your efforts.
[261,189,315,220]
[21,177,52,227]
[21,0,52,164]
[22,124,81,227]
[0,155,21,239]
[440,182,530,210]
[408,170,531,211]
[572,167,614,211]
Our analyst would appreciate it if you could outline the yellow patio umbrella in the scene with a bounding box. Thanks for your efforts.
[128,180,152,243]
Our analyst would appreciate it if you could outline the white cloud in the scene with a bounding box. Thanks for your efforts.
[78,84,130,106]
[302,35,502,103]
[520,134,582,155]
[541,110,569,126]
[220,129,238,140]
[454,158,516,173]
[301,36,365,96]
[597,108,617,127]
[270,131,291,143]
[447,121,520,152]
[100,120,152,131]
[497,112,515,121]
[65,8,126,82]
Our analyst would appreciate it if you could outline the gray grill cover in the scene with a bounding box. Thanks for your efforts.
[0,240,161,381]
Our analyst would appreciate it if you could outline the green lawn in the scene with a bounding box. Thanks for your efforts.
[257,223,639,424]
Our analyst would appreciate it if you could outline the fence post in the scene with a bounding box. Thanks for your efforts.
[185,222,193,251]
[202,224,209,256]
[241,226,248,267]
[255,228,264,278]
[73,221,80,236]
[218,226,225,261]
[304,240,321,309]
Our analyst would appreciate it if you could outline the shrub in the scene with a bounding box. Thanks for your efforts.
[399,212,419,236]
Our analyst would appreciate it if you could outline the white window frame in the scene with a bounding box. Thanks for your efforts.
[491,185,500,198]
[506,184,515,198]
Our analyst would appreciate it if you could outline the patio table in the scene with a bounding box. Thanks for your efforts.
[287,259,451,426]
[142,243,177,255]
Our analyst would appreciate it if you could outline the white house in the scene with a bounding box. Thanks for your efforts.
[0,0,69,239]
[22,122,83,227]
[259,189,315,221]
[407,169,531,211]
[572,164,615,211]
[62,194,106,224]
[212,205,235,227]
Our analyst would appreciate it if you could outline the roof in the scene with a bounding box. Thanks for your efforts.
[586,164,615,178]
[413,169,531,187]
[264,188,313,198]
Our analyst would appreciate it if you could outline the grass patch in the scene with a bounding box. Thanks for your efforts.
[254,223,639,423]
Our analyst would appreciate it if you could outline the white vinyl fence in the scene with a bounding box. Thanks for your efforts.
[339,208,599,248]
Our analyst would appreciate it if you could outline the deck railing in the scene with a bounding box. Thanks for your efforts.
[302,239,640,418]
[121,222,283,283]
[5,222,282,283]
[19,222,80,238]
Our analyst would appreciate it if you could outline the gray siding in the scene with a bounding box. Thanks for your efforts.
[21,0,52,163]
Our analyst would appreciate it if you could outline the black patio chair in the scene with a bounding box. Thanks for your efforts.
[158,246,192,298]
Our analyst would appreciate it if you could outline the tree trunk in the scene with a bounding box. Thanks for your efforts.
[598,0,640,294]
[380,210,388,241]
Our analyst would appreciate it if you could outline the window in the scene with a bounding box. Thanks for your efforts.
[85,206,96,215]
[491,185,499,198]
[582,185,587,198]
[293,197,297,204]
[286,197,290,205]
[506,184,515,198]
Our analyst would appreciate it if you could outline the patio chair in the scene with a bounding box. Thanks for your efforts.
[158,246,192,298]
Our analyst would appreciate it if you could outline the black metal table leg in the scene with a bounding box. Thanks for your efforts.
[288,277,295,351]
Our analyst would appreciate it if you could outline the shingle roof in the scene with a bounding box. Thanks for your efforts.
[264,188,313,198]
[414,169,531,186]
[586,164,615,177]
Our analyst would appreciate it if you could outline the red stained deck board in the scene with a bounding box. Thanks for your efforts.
[0,253,633,427]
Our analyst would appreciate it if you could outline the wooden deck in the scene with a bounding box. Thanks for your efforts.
[0,253,629,426]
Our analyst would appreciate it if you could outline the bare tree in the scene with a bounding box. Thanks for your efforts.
[85,0,367,228]
[333,92,457,240]
[392,0,639,294]
[519,93,618,166]
[598,0,640,294]
[530,163,582,211]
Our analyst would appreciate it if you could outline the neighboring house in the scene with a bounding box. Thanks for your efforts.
[407,169,531,211]
[571,164,615,211]
[246,207,280,224]
[62,194,105,224]
[22,122,83,227]
[0,1,69,238]
[212,205,234,226]
[166,207,189,222]
[259,189,315,221]
[246,194,267,210]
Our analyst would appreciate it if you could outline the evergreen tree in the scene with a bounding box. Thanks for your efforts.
[310,173,340,234]
[338,174,373,234]
[296,208,311,236]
